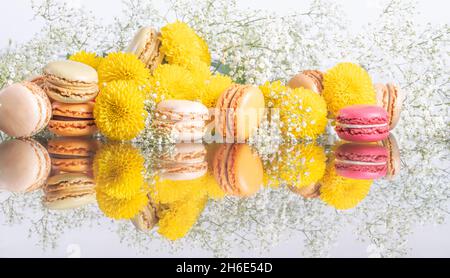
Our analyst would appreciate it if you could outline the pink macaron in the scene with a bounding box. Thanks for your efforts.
[335,143,388,180]
[335,105,389,142]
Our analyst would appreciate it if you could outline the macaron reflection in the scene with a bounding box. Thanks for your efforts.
[43,137,100,210]
[334,143,388,180]
[0,139,51,193]
[158,144,208,181]
[212,144,263,197]
[380,134,401,180]
[43,173,96,210]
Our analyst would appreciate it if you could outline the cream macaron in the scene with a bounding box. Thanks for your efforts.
[131,200,159,232]
[0,139,51,193]
[288,70,324,94]
[43,60,99,103]
[43,173,96,210]
[375,83,404,130]
[126,26,165,72]
[0,82,52,138]
[158,143,208,181]
[153,100,209,143]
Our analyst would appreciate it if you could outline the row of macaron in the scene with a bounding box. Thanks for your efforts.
[0,133,400,202]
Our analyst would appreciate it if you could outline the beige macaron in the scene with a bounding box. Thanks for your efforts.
[375,83,404,130]
[126,27,165,72]
[43,173,96,210]
[153,100,210,143]
[288,183,321,199]
[288,70,324,94]
[380,134,401,180]
[0,82,52,138]
[131,200,159,232]
[43,60,99,103]
[0,139,51,193]
[158,144,208,181]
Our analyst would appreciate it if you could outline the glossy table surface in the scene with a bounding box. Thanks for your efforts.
[0,130,449,258]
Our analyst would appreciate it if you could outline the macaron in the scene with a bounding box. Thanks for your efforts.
[0,82,51,138]
[288,183,321,199]
[0,139,51,193]
[288,70,324,94]
[158,143,208,181]
[131,200,159,232]
[380,134,401,180]
[153,100,209,143]
[43,173,96,210]
[334,143,388,180]
[335,105,389,142]
[47,137,100,158]
[375,83,404,130]
[43,60,99,103]
[215,84,265,142]
[213,144,263,197]
[126,26,164,72]
[48,101,97,137]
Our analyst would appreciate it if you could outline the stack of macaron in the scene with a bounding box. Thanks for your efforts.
[42,137,100,210]
[153,100,210,143]
[157,143,208,181]
[44,60,99,137]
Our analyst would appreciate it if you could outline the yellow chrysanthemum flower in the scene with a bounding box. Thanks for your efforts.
[320,162,373,210]
[150,173,224,204]
[199,74,233,108]
[96,188,148,220]
[94,80,147,140]
[97,52,150,87]
[322,62,376,118]
[160,21,211,67]
[94,143,146,199]
[260,81,328,139]
[279,143,327,189]
[149,64,197,102]
[69,51,103,70]
[157,194,208,241]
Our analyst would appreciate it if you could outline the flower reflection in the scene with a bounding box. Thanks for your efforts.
[94,142,148,220]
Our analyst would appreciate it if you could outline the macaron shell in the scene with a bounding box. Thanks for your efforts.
[52,102,95,119]
[44,60,98,83]
[217,85,265,142]
[0,83,51,138]
[288,70,323,93]
[126,27,164,71]
[47,137,100,158]
[0,139,51,193]
[44,74,99,104]
[386,83,403,129]
[51,157,93,173]
[44,194,96,210]
[381,134,401,179]
[336,127,389,142]
[227,144,263,197]
[335,165,386,180]
[335,143,388,180]
[48,119,97,137]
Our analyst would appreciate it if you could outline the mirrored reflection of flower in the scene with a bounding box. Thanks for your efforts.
[94,143,148,220]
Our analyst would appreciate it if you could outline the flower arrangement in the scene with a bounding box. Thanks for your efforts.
[0,0,449,258]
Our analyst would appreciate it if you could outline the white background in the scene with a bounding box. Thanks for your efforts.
[0,0,449,48]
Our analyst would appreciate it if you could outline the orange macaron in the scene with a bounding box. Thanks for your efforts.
[48,101,97,137]
[212,144,263,197]
[215,84,265,142]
